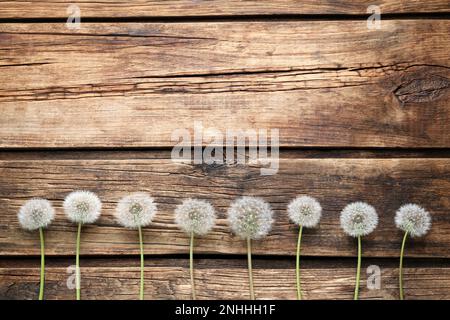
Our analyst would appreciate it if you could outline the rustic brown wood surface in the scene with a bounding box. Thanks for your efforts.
[0,0,449,18]
[0,2,449,301]
[1,158,448,257]
[1,259,449,300]
[0,20,449,148]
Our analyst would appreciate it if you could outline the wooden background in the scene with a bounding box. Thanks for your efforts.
[0,1,449,300]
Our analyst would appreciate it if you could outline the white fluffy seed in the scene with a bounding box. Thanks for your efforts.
[175,199,216,236]
[395,204,431,237]
[18,198,55,231]
[64,190,102,224]
[228,196,274,240]
[287,195,322,228]
[340,202,378,237]
[115,193,157,229]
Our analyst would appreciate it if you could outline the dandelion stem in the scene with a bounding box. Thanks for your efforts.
[296,225,303,300]
[190,231,196,300]
[138,226,145,300]
[75,222,81,301]
[399,231,408,300]
[354,235,362,300]
[39,227,45,300]
[247,237,255,300]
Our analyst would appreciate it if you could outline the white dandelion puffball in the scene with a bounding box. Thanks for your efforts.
[395,204,431,237]
[64,190,102,224]
[340,202,378,237]
[287,195,322,228]
[228,196,274,240]
[115,193,157,229]
[175,199,216,236]
[18,199,55,231]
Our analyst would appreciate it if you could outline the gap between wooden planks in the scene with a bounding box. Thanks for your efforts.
[1,258,449,300]
[0,20,449,148]
[0,0,449,18]
[0,158,449,257]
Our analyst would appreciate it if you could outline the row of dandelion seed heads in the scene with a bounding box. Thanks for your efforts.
[18,192,432,239]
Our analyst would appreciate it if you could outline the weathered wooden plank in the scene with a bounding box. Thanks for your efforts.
[0,21,449,148]
[0,158,449,257]
[1,258,449,300]
[0,0,449,18]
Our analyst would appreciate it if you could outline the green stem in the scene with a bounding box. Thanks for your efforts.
[247,237,255,300]
[39,227,45,300]
[354,235,362,300]
[75,222,81,301]
[296,226,303,300]
[399,231,408,300]
[138,226,145,300]
[190,231,196,300]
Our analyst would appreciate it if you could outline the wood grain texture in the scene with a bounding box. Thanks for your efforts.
[0,21,449,148]
[1,158,449,257]
[0,0,449,18]
[1,258,449,300]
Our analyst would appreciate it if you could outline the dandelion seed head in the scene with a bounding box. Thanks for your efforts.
[18,198,55,230]
[395,204,431,237]
[115,193,157,229]
[64,190,102,224]
[228,196,273,240]
[175,199,216,236]
[340,202,378,237]
[287,195,322,228]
